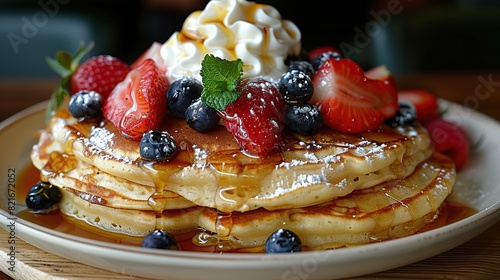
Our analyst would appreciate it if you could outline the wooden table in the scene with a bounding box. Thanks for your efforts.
[1,74,499,279]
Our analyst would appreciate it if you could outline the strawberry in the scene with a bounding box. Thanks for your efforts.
[308,46,342,72]
[220,78,285,156]
[103,58,169,140]
[310,58,398,133]
[365,64,396,88]
[424,118,470,171]
[70,55,130,99]
[200,54,285,156]
[131,42,166,74]
[398,89,439,124]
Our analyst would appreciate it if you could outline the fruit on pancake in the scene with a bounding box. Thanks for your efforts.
[103,58,169,140]
[308,46,342,71]
[200,54,285,156]
[139,130,178,161]
[284,103,323,135]
[68,90,103,120]
[70,55,130,99]
[131,42,165,73]
[425,117,470,170]
[25,181,62,213]
[384,100,417,127]
[398,89,439,124]
[167,76,203,119]
[310,58,398,133]
[185,98,221,132]
[365,64,396,88]
[287,60,314,78]
[278,69,314,105]
[222,77,285,156]
[265,228,302,253]
[141,229,179,250]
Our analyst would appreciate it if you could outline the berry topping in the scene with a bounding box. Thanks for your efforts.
[185,98,221,132]
[425,118,470,171]
[70,55,130,99]
[265,228,302,253]
[45,41,130,122]
[309,46,342,72]
[398,89,440,124]
[222,78,285,156]
[365,64,396,88]
[384,101,417,127]
[167,76,203,118]
[288,60,314,78]
[200,55,285,156]
[68,90,103,120]
[278,69,314,105]
[103,58,169,140]
[141,229,179,250]
[25,181,62,213]
[285,103,323,135]
[140,130,178,161]
[310,58,398,133]
[131,42,165,73]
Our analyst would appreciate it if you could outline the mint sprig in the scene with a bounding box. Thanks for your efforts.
[200,54,243,110]
[44,41,94,122]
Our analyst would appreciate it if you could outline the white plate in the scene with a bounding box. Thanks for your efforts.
[1,101,499,280]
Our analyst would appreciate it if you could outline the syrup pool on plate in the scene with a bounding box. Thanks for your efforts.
[16,162,478,253]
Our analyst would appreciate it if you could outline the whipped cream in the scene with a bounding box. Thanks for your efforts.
[160,0,302,83]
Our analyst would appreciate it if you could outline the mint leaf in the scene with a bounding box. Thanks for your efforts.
[200,54,243,110]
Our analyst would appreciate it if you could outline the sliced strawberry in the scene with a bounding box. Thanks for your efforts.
[424,118,470,171]
[103,58,169,140]
[131,42,166,74]
[220,78,285,156]
[365,64,396,88]
[310,58,398,133]
[70,55,130,99]
[398,89,439,124]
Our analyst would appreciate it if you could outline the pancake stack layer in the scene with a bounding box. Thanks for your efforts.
[30,109,455,251]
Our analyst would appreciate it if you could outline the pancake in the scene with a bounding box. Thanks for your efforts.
[31,124,196,210]
[195,152,455,250]
[59,187,203,236]
[31,108,433,213]
[53,151,454,250]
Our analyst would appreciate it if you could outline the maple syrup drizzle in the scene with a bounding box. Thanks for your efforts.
[140,142,193,231]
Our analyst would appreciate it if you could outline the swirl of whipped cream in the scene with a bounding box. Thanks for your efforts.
[160,0,302,83]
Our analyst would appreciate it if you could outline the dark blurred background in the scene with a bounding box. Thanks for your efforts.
[1,0,500,79]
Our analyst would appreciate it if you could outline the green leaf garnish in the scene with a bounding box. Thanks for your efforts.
[45,41,94,123]
[200,54,243,110]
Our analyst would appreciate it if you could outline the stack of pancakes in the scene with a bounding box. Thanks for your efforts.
[31,108,455,251]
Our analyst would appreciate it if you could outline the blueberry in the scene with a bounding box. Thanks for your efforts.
[288,61,314,78]
[167,77,203,118]
[278,70,314,105]
[265,228,302,253]
[185,98,221,132]
[25,181,62,213]
[140,130,178,161]
[311,51,342,72]
[141,229,179,250]
[285,104,323,135]
[385,100,417,127]
[68,90,103,120]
